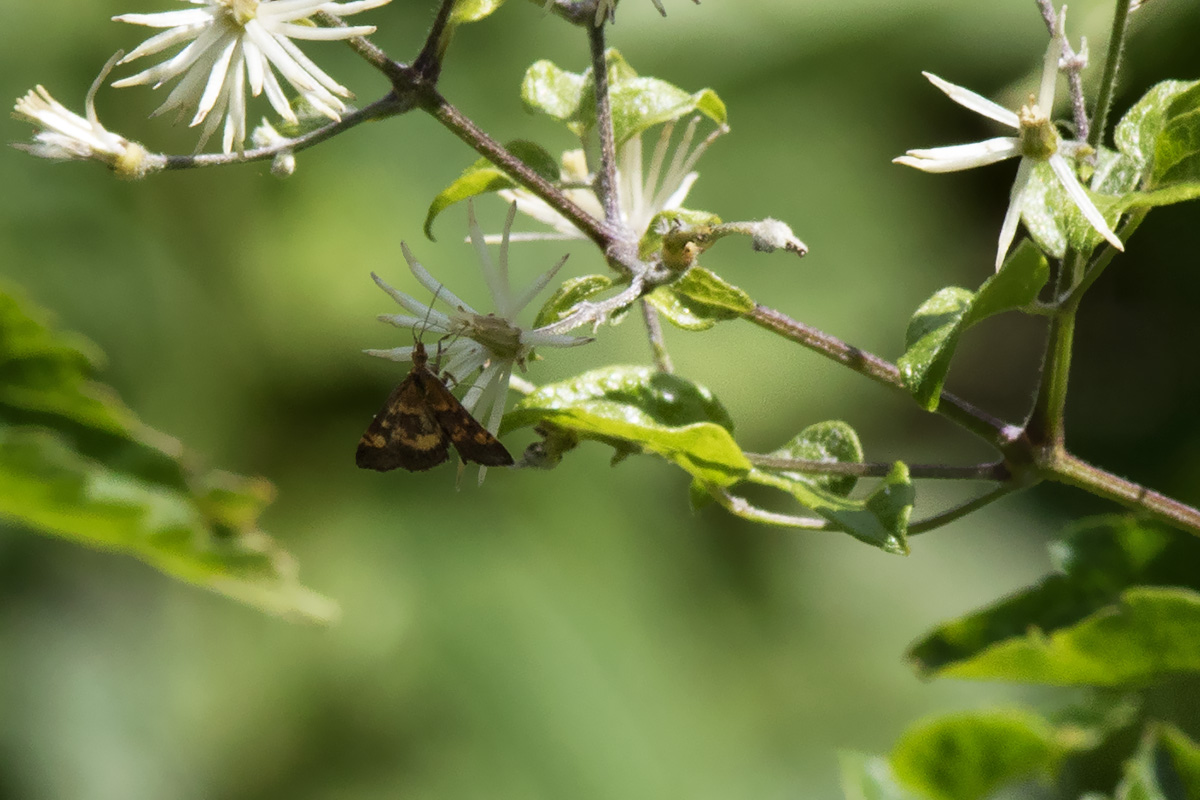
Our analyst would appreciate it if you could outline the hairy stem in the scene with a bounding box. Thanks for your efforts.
[1052,454,1200,535]
[165,95,408,169]
[317,10,406,82]
[422,91,610,250]
[639,301,674,373]
[1088,0,1133,150]
[746,456,1008,482]
[743,304,1015,446]
[908,485,1020,534]
[413,0,458,81]
[588,23,622,229]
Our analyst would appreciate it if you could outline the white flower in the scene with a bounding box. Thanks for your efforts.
[111,0,390,153]
[13,53,164,179]
[894,9,1123,270]
[366,203,591,472]
[496,116,725,243]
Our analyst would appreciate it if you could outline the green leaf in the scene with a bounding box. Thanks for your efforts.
[449,0,506,23]
[751,461,913,555]
[521,59,588,124]
[521,50,726,142]
[644,266,752,331]
[424,140,559,240]
[890,710,1066,800]
[909,516,1200,686]
[897,241,1049,411]
[533,274,616,329]
[1117,725,1200,800]
[503,366,749,487]
[0,286,335,622]
[839,752,925,800]
[1116,81,1198,174]
[762,420,864,497]
[1152,81,1200,186]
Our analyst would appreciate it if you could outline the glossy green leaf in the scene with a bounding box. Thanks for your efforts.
[522,50,726,142]
[449,0,506,23]
[1116,81,1197,174]
[897,241,1048,411]
[1152,81,1200,185]
[909,517,1200,686]
[751,461,913,554]
[763,420,864,497]
[890,710,1065,800]
[503,366,749,486]
[424,140,559,240]
[840,752,925,800]
[521,59,588,123]
[645,266,752,331]
[0,287,336,622]
[533,274,615,329]
[1117,725,1200,800]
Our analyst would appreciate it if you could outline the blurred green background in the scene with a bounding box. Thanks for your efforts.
[2,0,1199,797]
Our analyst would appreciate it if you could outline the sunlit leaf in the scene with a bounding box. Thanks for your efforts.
[890,710,1065,800]
[909,516,1200,686]
[424,140,559,239]
[503,366,749,486]
[897,241,1048,411]
[449,0,506,23]
[0,287,336,622]
[645,266,752,331]
[522,50,726,142]
[762,420,864,497]
[1116,725,1200,800]
[839,751,926,800]
[533,274,616,328]
[750,461,913,554]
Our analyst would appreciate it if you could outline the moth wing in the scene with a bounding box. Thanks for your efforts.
[355,375,451,472]
[421,374,515,468]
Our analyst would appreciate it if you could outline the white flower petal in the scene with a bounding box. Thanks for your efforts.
[1047,154,1124,251]
[894,137,1021,173]
[997,158,1034,270]
[923,71,1020,129]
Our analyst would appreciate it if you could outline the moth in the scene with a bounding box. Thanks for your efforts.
[355,340,514,472]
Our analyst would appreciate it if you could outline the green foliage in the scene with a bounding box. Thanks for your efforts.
[503,365,750,486]
[898,241,1049,411]
[449,0,506,23]
[423,140,559,239]
[764,420,864,497]
[839,752,923,800]
[533,274,617,328]
[1117,725,1200,800]
[0,287,335,622]
[645,266,753,331]
[521,49,726,143]
[909,517,1200,686]
[890,710,1066,800]
[748,460,913,555]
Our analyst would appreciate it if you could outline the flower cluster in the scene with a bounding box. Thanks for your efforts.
[13,55,165,178]
[366,205,591,476]
[497,116,725,244]
[895,8,1122,270]
[110,0,390,153]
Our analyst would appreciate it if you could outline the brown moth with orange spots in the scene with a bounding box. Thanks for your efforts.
[355,340,514,472]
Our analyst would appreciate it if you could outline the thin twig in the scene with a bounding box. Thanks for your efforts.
[413,0,459,82]
[1035,0,1089,140]
[164,95,408,169]
[908,485,1020,534]
[743,304,1018,448]
[1088,0,1133,149]
[588,21,622,230]
[747,456,1009,482]
[316,10,406,82]
[639,300,674,372]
